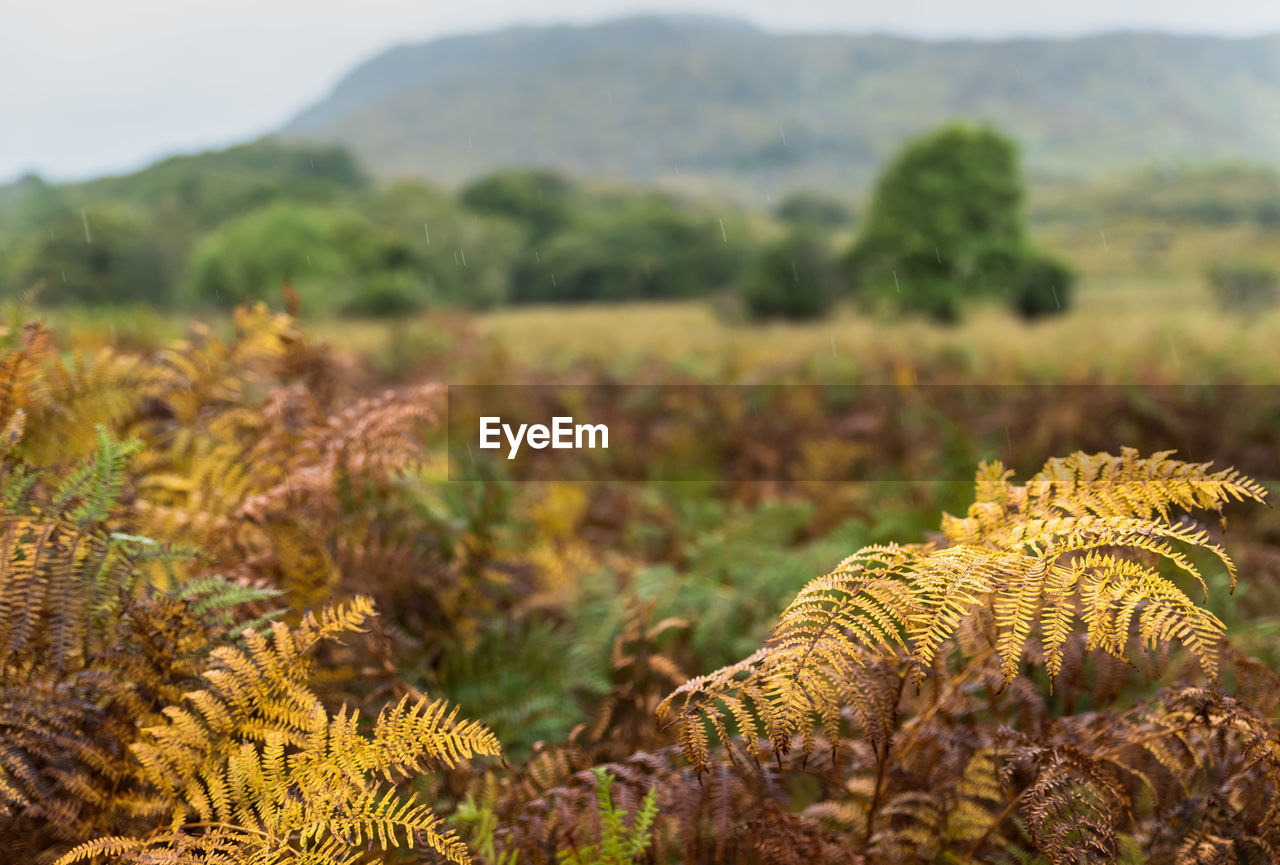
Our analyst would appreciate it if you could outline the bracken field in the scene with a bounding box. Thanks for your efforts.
[4,113,1280,864]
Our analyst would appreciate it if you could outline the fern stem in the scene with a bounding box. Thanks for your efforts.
[863,671,908,848]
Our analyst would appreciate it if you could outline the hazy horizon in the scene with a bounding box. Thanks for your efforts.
[5,1,1280,184]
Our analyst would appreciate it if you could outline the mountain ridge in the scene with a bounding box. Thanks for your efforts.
[278,16,1280,201]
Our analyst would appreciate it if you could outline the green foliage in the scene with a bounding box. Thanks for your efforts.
[454,792,519,865]
[340,269,433,317]
[740,227,840,320]
[433,618,603,759]
[10,204,172,306]
[80,141,368,229]
[461,170,576,241]
[50,426,143,526]
[515,195,744,303]
[180,202,371,313]
[557,769,658,865]
[1009,252,1075,320]
[774,192,852,228]
[361,180,524,310]
[848,124,1024,316]
[1206,260,1278,314]
[848,124,1077,321]
[0,143,367,307]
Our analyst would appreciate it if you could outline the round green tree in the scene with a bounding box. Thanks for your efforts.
[847,124,1072,322]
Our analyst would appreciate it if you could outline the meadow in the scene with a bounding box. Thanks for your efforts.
[42,213,1278,383]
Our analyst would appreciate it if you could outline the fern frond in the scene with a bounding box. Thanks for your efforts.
[659,450,1267,773]
[113,599,500,865]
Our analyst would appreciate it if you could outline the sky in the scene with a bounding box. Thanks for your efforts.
[4,0,1279,183]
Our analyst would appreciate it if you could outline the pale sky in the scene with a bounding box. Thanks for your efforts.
[3,0,1278,183]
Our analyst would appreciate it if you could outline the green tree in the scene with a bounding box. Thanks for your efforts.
[361,180,523,310]
[460,169,575,241]
[516,195,744,304]
[181,203,374,314]
[83,141,368,229]
[847,123,1072,322]
[740,227,839,320]
[10,203,172,306]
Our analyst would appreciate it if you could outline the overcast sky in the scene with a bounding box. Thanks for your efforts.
[4,0,1279,183]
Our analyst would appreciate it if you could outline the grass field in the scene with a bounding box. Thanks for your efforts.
[473,216,1280,381]
[23,221,1279,383]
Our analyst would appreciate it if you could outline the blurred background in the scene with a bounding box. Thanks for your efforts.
[3,0,1279,382]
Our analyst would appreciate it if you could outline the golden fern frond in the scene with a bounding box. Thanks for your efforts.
[21,349,143,465]
[140,303,296,426]
[0,322,53,433]
[0,516,122,672]
[946,448,1268,577]
[93,599,499,865]
[660,451,1267,774]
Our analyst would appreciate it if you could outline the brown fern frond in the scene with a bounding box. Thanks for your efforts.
[1005,740,1125,864]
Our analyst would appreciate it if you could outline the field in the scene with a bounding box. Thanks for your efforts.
[32,215,1280,384]
[5,131,1280,863]
[330,218,1280,382]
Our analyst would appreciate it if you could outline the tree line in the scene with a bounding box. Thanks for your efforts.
[1,126,1076,323]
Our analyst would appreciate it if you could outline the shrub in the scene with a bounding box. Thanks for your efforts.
[1009,252,1075,319]
[181,202,368,313]
[847,123,1073,322]
[740,228,840,321]
[515,196,743,304]
[341,270,432,317]
[966,244,1075,320]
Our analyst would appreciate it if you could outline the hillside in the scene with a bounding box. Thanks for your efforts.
[279,15,1280,199]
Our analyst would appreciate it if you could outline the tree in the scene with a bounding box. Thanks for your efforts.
[460,169,575,241]
[740,227,839,321]
[182,203,366,313]
[513,195,744,304]
[362,180,523,310]
[847,123,1073,322]
[10,203,172,306]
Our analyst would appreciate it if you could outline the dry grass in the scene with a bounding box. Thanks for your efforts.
[475,284,1276,384]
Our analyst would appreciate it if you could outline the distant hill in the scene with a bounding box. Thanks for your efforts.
[278,15,1280,200]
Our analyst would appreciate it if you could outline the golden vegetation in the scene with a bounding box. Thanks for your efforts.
[3,305,1279,864]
